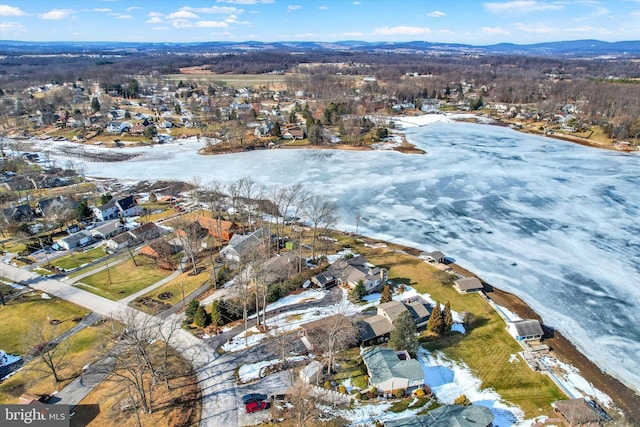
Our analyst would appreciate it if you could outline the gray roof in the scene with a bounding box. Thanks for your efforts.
[510,319,543,337]
[358,315,393,342]
[91,220,122,236]
[405,300,431,320]
[222,228,267,260]
[378,301,408,322]
[362,346,423,386]
[59,230,92,245]
[454,277,483,292]
[552,398,604,425]
[384,404,494,427]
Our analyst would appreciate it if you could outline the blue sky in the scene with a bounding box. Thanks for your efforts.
[1,1,639,44]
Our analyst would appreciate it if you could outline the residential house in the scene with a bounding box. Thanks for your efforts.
[552,398,608,427]
[29,174,67,189]
[310,271,338,290]
[106,232,134,251]
[36,196,69,217]
[358,300,431,344]
[362,346,424,396]
[220,228,268,263]
[57,230,93,250]
[196,217,238,243]
[282,126,305,140]
[106,121,128,134]
[300,314,357,352]
[93,199,120,222]
[453,277,484,294]
[129,222,162,242]
[507,319,544,342]
[92,195,142,222]
[129,123,146,135]
[329,255,387,293]
[384,404,494,427]
[4,178,34,192]
[2,204,33,223]
[419,251,446,264]
[90,220,124,240]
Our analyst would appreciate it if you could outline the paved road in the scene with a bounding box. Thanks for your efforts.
[0,263,343,427]
[0,263,235,427]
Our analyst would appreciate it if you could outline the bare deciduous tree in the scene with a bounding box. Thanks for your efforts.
[303,195,337,260]
[24,320,71,383]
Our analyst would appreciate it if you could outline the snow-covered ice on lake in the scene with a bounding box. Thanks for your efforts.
[12,117,640,392]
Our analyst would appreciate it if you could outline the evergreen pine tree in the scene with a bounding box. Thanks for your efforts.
[389,311,419,357]
[380,284,392,304]
[427,302,443,334]
[443,301,454,332]
[352,280,366,300]
[272,121,282,137]
[211,300,222,326]
[193,304,210,327]
[185,300,200,323]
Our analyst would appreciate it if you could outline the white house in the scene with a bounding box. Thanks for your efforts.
[93,195,142,222]
[507,319,544,342]
[220,228,267,262]
[57,230,93,250]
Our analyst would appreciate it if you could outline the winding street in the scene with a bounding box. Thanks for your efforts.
[0,264,237,427]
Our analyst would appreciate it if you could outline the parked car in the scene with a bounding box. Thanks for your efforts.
[245,401,267,413]
[242,393,267,405]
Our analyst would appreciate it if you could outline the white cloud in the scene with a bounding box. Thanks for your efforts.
[0,21,25,33]
[0,5,27,16]
[92,8,111,13]
[38,9,75,20]
[482,26,510,35]
[353,1,361,5]
[426,10,445,18]
[483,1,563,15]
[171,20,193,29]
[196,20,229,28]
[117,14,133,20]
[146,16,163,24]
[372,26,431,36]
[216,0,274,3]
[318,5,329,10]
[167,10,199,20]
[184,6,241,14]
[513,21,557,33]
[126,6,142,12]
[288,5,302,11]
[631,11,640,18]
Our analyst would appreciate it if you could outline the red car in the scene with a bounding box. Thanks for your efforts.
[245,401,267,413]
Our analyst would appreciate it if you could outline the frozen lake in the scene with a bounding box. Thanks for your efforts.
[17,119,640,393]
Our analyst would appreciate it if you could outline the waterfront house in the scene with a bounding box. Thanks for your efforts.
[362,346,424,396]
[453,277,484,294]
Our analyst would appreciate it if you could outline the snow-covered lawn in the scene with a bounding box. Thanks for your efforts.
[417,348,525,426]
[238,355,310,383]
[222,289,362,352]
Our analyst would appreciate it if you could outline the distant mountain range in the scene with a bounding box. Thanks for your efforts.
[1,39,639,56]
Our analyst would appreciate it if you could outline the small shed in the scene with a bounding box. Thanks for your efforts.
[453,277,484,294]
[507,319,544,342]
